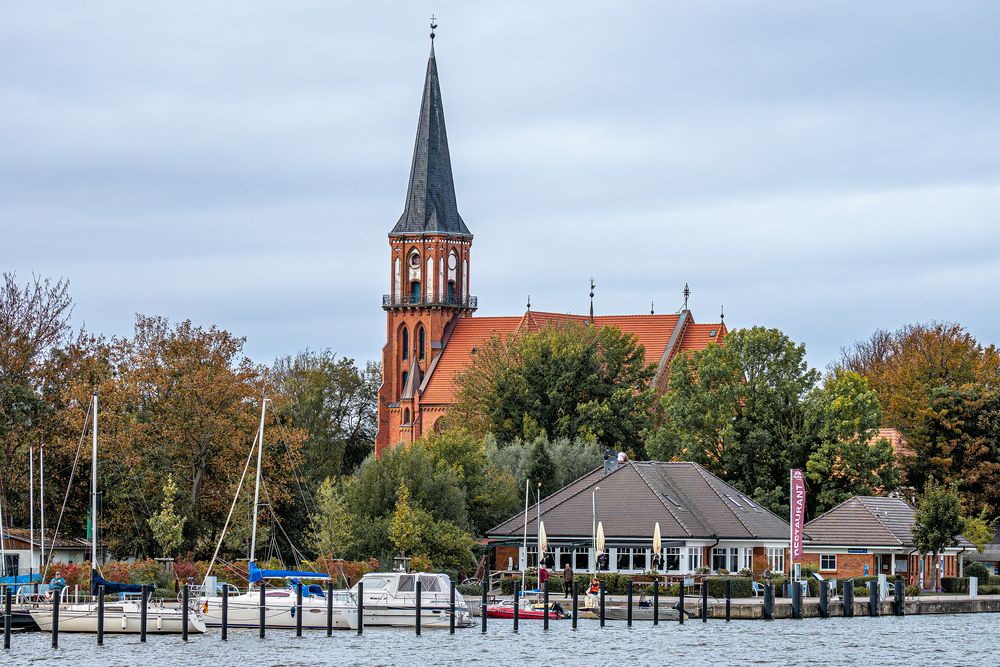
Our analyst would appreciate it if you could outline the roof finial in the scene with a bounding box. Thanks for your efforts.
[429,14,437,41]
[720,304,725,322]
[682,283,690,311]
[527,294,531,312]
[589,278,596,322]
[650,301,655,315]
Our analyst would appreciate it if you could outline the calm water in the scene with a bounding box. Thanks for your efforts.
[4,614,998,666]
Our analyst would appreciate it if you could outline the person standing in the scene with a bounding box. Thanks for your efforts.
[563,563,574,599]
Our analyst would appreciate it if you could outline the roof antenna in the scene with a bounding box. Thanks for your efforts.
[589,278,596,322]
[429,14,437,41]
[527,295,531,313]
[650,301,655,315]
[720,305,725,323]
[682,283,690,311]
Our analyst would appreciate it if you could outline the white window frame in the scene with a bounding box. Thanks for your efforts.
[663,546,681,572]
[820,554,837,572]
[687,547,703,572]
[766,547,785,574]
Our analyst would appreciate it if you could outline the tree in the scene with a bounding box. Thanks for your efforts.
[913,480,966,592]
[962,507,994,554]
[804,370,900,513]
[450,322,657,454]
[649,327,819,513]
[486,436,603,496]
[389,483,427,558]
[147,474,186,557]
[307,477,354,557]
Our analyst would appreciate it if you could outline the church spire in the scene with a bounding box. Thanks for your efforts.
[391,37,471,238]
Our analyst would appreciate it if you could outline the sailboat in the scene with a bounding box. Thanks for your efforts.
[199,397,349,629]
[29,393,207,634]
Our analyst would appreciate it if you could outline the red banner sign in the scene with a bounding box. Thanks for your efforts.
[790,469,805,561]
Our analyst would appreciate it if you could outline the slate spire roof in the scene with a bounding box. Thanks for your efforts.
[391,44,471,238]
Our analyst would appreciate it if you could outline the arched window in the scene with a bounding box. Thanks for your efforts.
[393,257,401,300]
[418,326,425,360]
[447,281,455,304]
[426,258,434,303]
[401,371,408,389]
[403,408,411,424]
[410,281,421,303]
[401,327,409,359]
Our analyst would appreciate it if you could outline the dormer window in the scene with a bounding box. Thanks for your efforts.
[709,329,718,337]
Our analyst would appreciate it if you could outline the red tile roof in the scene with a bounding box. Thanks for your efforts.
[420,311,709,406]
[677,323,727,352]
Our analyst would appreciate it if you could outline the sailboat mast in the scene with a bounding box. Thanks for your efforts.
[91,393,98,567]
[521,478,528,592]
[29,447,34,573]
[536,484,541,570]
[249,397,267,563]
[40,445,45,578]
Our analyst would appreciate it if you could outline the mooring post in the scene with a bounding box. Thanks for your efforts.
[725,579,731,622]
[679,579,686,624]
[221,587,229,641]
[653,578,660,626]
[599,580,605,627]
[513,580,520,633]
[843,580,854,618]
[51,590,60,648]
[415,580,422,636]
[326,582,333,636]
[763,583,773,620]
[4,586,11,650]
[894,576,905,617]
[819,580,829,618]
[182,584,189,642]
[140,586,148,642]
[701,580,708,622]
[450,580,456,634]
[357,581,364,636]
[97,584,105,645]
[792,580,802,619]
[572,580,578,629]
[295,582,303,637]
[869,580,878,617]
[480,577,487,634]
[259,581,267,638]
[543,579,549,631]
[626,579,633,627]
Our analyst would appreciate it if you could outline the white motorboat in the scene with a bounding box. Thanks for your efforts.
[29,593,206,634]
[201,578,354,630]
[344,571,474,629]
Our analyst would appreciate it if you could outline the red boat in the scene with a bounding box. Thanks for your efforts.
[486,604,565,620]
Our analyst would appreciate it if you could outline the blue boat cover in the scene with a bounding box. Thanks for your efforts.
[91,570,151,596]
[248,561,328,584]
[0,574,41,584]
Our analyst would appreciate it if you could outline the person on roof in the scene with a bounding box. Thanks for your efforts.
[617,451,628,465]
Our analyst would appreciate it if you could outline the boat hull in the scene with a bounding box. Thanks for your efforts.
[348,605,475,629]
[201,596,353,630]
[486,605,563,620]
[29,604,207,634]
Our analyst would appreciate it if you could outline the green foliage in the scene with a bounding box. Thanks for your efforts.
[913,480,967,591]
[452,322,657,454]
[964,561,989,581]
[962,508,995,553]
[940,577,968,593]
[307,477,354,557]
[147,474,186,557]
[704,576,753,598]
[485,435,602,498]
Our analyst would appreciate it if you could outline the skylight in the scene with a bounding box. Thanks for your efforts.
[739,495,758,510]
[726,495,743,508]
[664,495,683,509]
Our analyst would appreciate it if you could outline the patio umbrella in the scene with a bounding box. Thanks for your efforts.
[597,521,605,554]
[653,522,662,556]
[539,521,548,554]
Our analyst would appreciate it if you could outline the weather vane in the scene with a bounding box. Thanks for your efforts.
[683,283,690,311]
[430,14,438,41]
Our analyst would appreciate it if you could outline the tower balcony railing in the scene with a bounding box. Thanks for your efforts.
[382,293,478,310]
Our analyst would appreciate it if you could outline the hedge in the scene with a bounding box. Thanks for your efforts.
[941,577,968,593]
[705,577,753,598]
[499,574,689,596]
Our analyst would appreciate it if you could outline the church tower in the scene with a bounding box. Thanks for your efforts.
[376,40,476,456]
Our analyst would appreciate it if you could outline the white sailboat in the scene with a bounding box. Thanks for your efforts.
[29,393,207,634]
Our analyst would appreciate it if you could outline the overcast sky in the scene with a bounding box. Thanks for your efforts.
[4,1,999,371]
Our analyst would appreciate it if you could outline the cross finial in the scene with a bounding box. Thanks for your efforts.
[430,14,438,41]
[683,283,690,311]
[651,301,655,315]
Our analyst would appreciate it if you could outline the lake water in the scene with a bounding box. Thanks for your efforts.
[4,613,996,666]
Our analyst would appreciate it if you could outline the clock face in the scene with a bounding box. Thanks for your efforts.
[409,252,421,268]
[448,254,458,270]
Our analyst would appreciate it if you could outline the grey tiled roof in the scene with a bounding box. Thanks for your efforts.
[390,45,471,238]
[486,461,789,541]
[804,496,974,549]
[965,527,1000,562]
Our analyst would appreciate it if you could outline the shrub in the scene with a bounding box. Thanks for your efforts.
[941,577,968,594]
[905,585,920,597]
[705,577,753,598]
[978,584,1000,595]
[964,562,989,581]
[456,583,482,597]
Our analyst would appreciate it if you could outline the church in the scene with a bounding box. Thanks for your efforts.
[375,40,727,455]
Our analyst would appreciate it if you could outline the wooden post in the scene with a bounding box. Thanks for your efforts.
[763,583,773,620]
[894,576,905,617]
[572,580,578,629]
[3,586,11,650]
[480,577,487,634]
[599,580,605,627]
[295,582,303,637]
[679,579,686,624]
[182,584,189,642]
[626,579,633,627]
[415,580,422,636]
[259,582,267,638]
[725,579,731,622]
[221,587,229,640]
[701,579,708,622]
[513,580,519,633]
[97,584,105,645]
[51,590,60,648]
[653,578,659,626]
[140,586,148,642]
[326,582,333,636]
[819,580,829,618]
[543,579,549,630]
[356,581,363,636]
[792,580,802,619]
[869,580,878,617]
[843,580,854,618]
[449,580,456,634]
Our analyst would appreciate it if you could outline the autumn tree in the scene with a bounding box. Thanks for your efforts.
[307,477,354,557]
[450,322,656,454]
[148,474,186,557]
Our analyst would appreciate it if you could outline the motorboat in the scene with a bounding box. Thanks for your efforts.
[485,590,566,620]
[345,571,474,629]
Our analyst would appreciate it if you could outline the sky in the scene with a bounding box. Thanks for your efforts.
[3,1,999,371]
